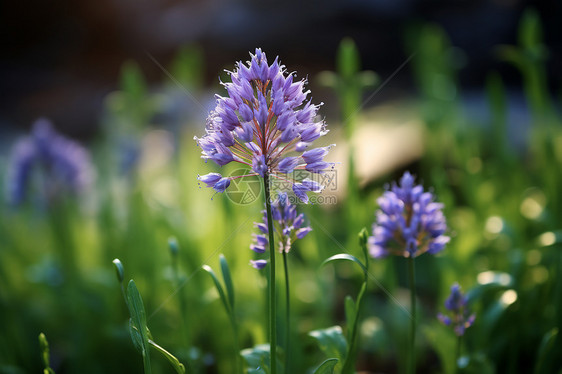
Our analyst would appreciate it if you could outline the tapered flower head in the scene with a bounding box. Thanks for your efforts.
[195,48,334,203]
[437,283,475,336]
[250,192,311,268]
[5,118,94,206]
[368,171,449,258]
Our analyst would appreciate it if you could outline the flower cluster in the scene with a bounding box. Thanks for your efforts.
[438,283,476,336]
[195,48,333,203]
[368,171,449,258]
[250,193,312,269]
[5,118,94,206]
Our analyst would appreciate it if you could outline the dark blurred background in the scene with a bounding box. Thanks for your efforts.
[1,0,561,138]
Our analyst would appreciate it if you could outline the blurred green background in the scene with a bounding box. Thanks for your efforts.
[1,2,562,374]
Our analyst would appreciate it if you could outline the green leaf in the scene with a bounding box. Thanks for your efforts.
[241,344,271,374]
[148,339,186,374]
[220,254,235,309]
[313,358,339,374]
[322,254,367,274]
[129,319,143,353]
[534,328,558,374]
[423,323,457,374]
[202,265,231,315]
[309,326,348,362]
[127,280,151,372]
[344,296,356,341]
[112,258,124,283]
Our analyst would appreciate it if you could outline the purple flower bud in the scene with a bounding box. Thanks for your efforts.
[296,227,312,239]
[211,148,234,166]
[267,57,280,81]
[250,259,268,269]
[302,178,324,192]
[276,111,295,131]
[250,244,266,253]
[305,161,331,173]
[272,73,285,94]
[235,122,254,143]
[213,177,231,192]
[198,173,223,188]
[217,127,235,147]
[280,124,298,143]
[252,154,268,177]
[238,103,253,122]
[278,157,300,174]
[217,104,239,130]
[292,183,310,204]
[302,146,332,164]
[299,122,327,143]
[295,142,310,152]
[256,91,268,126]
[293,213,304,229]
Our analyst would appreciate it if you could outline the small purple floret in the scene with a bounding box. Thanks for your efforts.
[250,260,268,270]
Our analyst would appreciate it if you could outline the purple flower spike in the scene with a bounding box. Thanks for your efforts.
[195,49,333,202]
[5,118,94,206]
[249,192,312,268]
[438,283,475,336]
[368,171,449,258]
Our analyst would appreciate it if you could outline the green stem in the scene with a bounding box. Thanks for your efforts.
[263,175,277,374]
[342,280,367,374]
[282,251,290,374]
[342,232,369,374]
[172,259,190,348]
[408,257,416,374]
[142,350,152,374]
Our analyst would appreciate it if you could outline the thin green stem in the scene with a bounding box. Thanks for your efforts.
[282,251,290,374]
[342,230,369,374]
[263,175,277,374]
[142,350,152,374]
[408,257,416,374]
[172,259,190,348]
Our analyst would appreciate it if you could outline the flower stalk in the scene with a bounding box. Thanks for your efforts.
[408,256,416,374]
[282,250,290,374]
[263,174,278,374]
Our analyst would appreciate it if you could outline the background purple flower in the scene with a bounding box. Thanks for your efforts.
[195,48,334,203]
[249,192,312,268]
[5,118,94,206]
[437,283,476,336]
[368,171,450,258]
